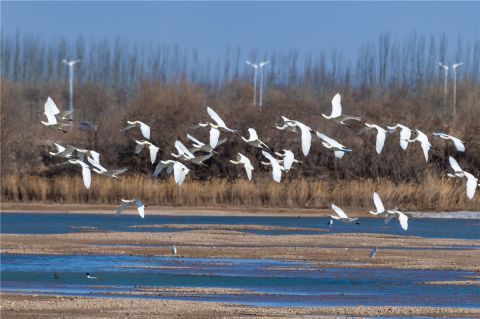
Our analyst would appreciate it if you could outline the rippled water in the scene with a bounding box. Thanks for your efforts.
[2,254,479,308]
[2,212,480,239]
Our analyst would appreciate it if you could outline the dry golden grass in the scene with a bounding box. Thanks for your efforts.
[1,174,478,211]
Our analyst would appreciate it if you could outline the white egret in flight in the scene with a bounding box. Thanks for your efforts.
[322,93,361,125]
[40,98,70,133]
[274,150,301,171]
[121,121,151,140]
[59,159,91,189]
[135,140,160,164]
[329,204,359,224]
[316,131,352,158]
[197,107,238,149]
[368,192,386,216]
[432,132,465,152]
[230,153,254,181]
[447,156,478,200]
[261,151,284,183]
[242,128,269,150]
[358,123,388,154]
[387,124,412,150]
[276,117,313,156]
[384,210,409,231]
[49,143,76,159]
[116,198,145,218]
[407,129,431,162]
[153,160,190,186]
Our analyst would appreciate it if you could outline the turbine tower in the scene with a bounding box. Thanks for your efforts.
[62,59,81,120]
[246,61,258,106]
[438,62,449,115]
[452,62,463,117]
[258,61,270,109]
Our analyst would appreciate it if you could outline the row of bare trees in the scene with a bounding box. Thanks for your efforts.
[1,32,479,93]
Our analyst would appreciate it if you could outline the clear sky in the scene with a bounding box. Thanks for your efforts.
[1,1,479,62]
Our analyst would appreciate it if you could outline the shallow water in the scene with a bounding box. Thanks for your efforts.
[1,254,479,308]
[1,212,480,239]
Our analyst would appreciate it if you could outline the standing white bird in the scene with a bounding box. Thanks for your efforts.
[135,140,160,164]
[49,143,76,158]
[432,132,465,152]
[153,160,190,186]
[241,128,269,150]
[322,93,361,125]
[197,107,238,149]
[172,245,177,255]
[369,247,378,259]
[316,131,352,158]
[407,129,432,162]
[230,153,254,181]
[384,210,409,231]
[40,98,70,133]
[329,204,359,224]
[386,124,412,150]
[358,123,388,154]
[116,198,145,218]
[59,159,91,189]
[368,192,386,216]
[121,121,151,140]
[274,150,301,171]
[261,151,284,183]
[447,156,478,200]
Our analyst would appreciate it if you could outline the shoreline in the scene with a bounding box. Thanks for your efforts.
[1,202,479,218]
[2,294,480,318]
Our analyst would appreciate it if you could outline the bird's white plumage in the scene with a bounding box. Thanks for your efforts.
[365,124,387,154]
[262,151,282,183]
[207,106,227,128]
[371,192,385,215]
[209,127,220,149]
[135,140,159,164]
[331,203,348,219]
[230,153,254,181]
[173,161,189,185]
[409,130,431,162]
[433,132,465,152]
[329,93,342,118]
[449,156,463,173]
[298,123,312,156]
[117,199,145,218]
[465,172,478,200]
[121,121,151,140]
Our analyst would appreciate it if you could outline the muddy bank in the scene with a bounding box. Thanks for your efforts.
[1,294,479,319]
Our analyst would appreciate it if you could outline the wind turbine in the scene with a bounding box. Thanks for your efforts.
[438,62,448,115]
[62,59,81,121]
[258,61,270,109]
[452,62,463,117]
[246,61,258,106]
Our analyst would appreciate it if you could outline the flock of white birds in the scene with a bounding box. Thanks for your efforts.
[41,93,479,231]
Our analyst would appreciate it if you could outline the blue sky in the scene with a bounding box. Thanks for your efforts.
[2,1,479,62]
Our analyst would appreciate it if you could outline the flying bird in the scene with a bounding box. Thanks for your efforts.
[196,107,238,149]
[40,98,70,132]
[407,129,432,162]
[153,160,190,186]
[87,156,128,180]
[274,150,301,171]
[230,153,254,181]
[116,198,145,218]
[316,131,352,158]
[386,124,412,150]
[49,143,76,159]
[433,132,465,152]
[187,134,226,153]
[59,159,91,189]
[121,120,151,140]
[358,123,388,154]
[368,192,386,216]
[384,210,409,231]
[241,128,269,150]
[329,204,359,224]
[447,156,478,200]
[322,93,362,125]
[276,117,313,156]
[135,140,160,164]
[261,151,284,183]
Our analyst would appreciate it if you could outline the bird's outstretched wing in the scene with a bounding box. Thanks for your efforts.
[331,203,348,218]
[207,107,226,127]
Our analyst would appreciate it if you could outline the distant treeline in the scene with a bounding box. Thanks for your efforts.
[1,32,479,91]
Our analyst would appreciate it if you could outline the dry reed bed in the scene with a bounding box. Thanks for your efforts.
[1,174,478,210]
